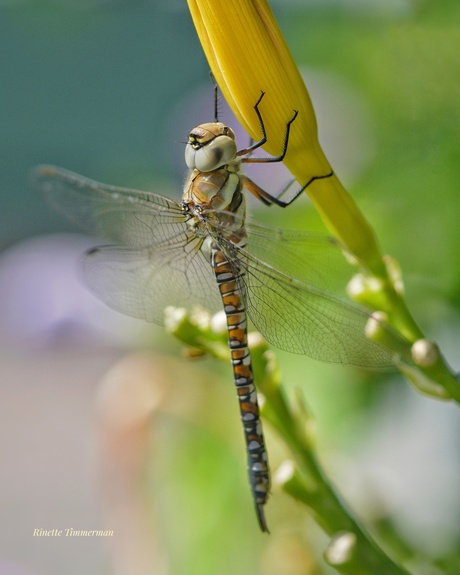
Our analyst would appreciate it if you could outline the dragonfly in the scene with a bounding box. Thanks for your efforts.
[33,94,401,532]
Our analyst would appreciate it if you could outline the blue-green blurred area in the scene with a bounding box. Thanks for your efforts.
[1,2,460,575]
[1,1,205,245]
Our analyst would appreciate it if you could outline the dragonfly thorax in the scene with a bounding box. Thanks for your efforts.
[185,122,238,172]
[182,166,243,212]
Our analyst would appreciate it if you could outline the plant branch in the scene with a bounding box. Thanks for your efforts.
[166,307,414,575]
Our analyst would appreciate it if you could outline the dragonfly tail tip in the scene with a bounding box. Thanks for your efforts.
[256,504,270,533]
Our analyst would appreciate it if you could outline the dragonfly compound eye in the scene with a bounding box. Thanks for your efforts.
[185,135,237,172]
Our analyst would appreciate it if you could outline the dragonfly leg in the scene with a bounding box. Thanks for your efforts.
[237,92,299,162]
[242,171,334,208]
[233,94,334,206]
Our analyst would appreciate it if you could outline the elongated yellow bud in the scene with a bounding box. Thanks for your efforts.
[187,0,327,176]
[187,0,386,275]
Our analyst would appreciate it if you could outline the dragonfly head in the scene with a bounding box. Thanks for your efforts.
[185,122,237,172]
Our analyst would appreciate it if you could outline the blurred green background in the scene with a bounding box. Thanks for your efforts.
[1,1,459,575]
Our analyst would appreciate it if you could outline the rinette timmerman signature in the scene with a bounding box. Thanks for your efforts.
[33,528,114,537]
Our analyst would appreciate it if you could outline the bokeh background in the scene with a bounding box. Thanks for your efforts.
[1,1,460,574]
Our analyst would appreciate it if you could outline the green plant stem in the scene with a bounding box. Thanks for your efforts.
[167,309,426,574]
[388,287,460,402]
[259,356,413,575]
[355,266,460,402]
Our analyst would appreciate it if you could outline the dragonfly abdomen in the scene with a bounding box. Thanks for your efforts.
[212,248,270,532]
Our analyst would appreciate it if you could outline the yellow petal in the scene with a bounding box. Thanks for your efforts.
[187,0,326,172]
[187,0,386,276]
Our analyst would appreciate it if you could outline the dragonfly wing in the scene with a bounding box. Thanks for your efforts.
[218,241,401,368]
[244,222,358,296]
[34,166,223,321]
[33,165,185,247]
[205,212,356,296]
[82,241,222,324]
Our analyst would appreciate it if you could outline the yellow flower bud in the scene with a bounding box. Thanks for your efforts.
[187,0,386,275]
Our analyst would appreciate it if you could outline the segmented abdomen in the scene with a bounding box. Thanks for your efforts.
[212,248,270,532]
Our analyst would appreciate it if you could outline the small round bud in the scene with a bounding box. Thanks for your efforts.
[325,531,357,566]
[411,339,439,367]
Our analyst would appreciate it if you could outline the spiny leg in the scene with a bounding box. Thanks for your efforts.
[235,92,334,206]
[265,171,334,207]
[242,169,334,207]
[237,92,299,162]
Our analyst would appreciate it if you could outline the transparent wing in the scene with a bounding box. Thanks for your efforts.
[205,212,356,296]
[34,168,403,364]
[82,241,222,323]
[244,222,355,295]
[206,222,403,368]
[33,165,185,247]
[237,248,397,367]
[34,165,223,321]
